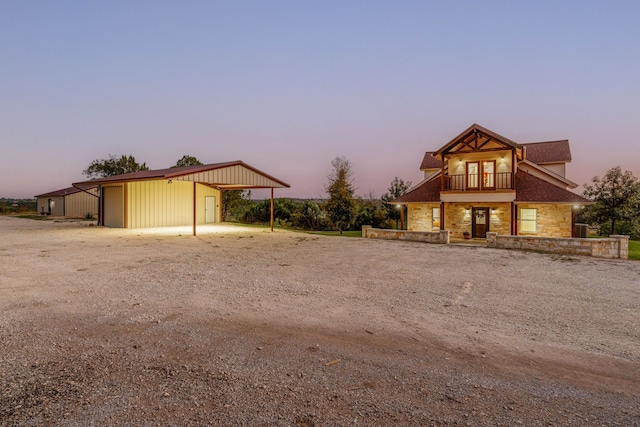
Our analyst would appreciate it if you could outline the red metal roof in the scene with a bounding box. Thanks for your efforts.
[523,140,571,163]
[35,186,91,198]
[73,161,290,188]
[515,171,589,203]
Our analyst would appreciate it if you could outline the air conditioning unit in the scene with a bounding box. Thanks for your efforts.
[574,223,588,238]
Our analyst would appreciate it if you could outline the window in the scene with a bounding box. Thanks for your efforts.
[482,161,495,189]
[520,208,537,233]
[467,162,479,189]
[432,207,440,229]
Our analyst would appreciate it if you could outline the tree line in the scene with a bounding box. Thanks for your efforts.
[81,154,640,238]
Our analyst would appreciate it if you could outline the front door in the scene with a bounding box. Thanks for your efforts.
[472,207,489,238]
[205,196,216,223]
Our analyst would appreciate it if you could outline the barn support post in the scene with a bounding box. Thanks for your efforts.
[193,182,197,236]
[270,188,274,232]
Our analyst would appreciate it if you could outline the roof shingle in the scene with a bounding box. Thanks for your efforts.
[515,171,589,203]
[523,140,571,163]
[393,178,441,203]
[420,152,440,170]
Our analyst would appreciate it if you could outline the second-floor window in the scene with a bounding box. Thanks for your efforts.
[482,161,495,189]
[466,160,496,190]
[467,162,479,189]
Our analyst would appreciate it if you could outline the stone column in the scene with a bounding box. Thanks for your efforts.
[361,225,372,238]
[486,232,498,248]
[610,235,630,259]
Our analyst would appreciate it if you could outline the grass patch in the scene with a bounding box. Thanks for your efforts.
[629,240,640,260]
[222,222,362,237]
[16,214,49,220]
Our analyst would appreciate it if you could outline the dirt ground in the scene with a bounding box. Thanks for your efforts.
[1,216,639,426]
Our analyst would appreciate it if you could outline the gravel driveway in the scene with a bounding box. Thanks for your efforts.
[1,216,639,426]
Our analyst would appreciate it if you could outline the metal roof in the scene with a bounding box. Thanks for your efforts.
[73,160,290,189]
[35,186,96,198]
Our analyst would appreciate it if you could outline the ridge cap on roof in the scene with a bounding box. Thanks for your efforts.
[522,139,569,145]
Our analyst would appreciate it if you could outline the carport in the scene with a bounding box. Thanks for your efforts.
[73,161,290,235]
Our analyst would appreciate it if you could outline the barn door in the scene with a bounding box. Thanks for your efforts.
[205,196,216,223]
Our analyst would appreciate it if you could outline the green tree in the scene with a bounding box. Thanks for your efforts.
[582,166,640,235]
[324,156,358,234]
[295,200,327,230]
[222,190,252,221]
[83,154,149,178]
[381,177,412,228]
[173,155,203,167]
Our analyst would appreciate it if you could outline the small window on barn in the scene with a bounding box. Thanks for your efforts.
[432,207,440,229]
[520,208,537,233]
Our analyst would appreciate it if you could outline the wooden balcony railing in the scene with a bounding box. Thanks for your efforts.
[444,172,513,191]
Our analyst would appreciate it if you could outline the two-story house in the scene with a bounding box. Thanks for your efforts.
[394,124,591,239]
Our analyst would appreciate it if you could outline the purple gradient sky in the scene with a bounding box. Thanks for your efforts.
[2,1,639,200]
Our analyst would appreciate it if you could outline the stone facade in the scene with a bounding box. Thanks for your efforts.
[443,202,511,239]
[517,204,572,238]
[407,203,439,231]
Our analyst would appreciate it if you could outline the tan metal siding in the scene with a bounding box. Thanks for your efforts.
[64,189,99,218]
[177,164,286,188]
[39,196,64,216]
[127,180,194,228]
[196,185,221,224]
[103,185,124,227]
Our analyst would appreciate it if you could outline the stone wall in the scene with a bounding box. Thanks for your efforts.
[486,232,629,259]
[517,204,572,238]
[362,226,449,244]
[362,226,629,259]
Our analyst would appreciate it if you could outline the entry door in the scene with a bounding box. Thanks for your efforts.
[103,186,124,228]
[205,196,216,223]
[472,207,489,238]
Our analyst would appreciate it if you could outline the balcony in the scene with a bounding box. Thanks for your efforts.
[444,172,513,191]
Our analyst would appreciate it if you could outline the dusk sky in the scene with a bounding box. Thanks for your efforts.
[2,1,639,200]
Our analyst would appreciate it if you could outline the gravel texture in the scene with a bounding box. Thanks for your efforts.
[1,216,639,426]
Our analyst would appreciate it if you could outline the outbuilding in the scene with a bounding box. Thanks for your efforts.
[73,160,290,235]
[35,186,99,218]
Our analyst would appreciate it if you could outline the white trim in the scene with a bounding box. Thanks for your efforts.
[440,191,516,203]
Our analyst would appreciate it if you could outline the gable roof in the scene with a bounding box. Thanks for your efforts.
[515,171,590,203]
[393,177,441,203]
[434,123,523,160]
[518,159,578,189]
[523,140,571,163]
[420,152,440,170]
[73,161,290,189]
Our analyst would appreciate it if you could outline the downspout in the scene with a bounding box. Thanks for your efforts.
[193,182,197,236]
